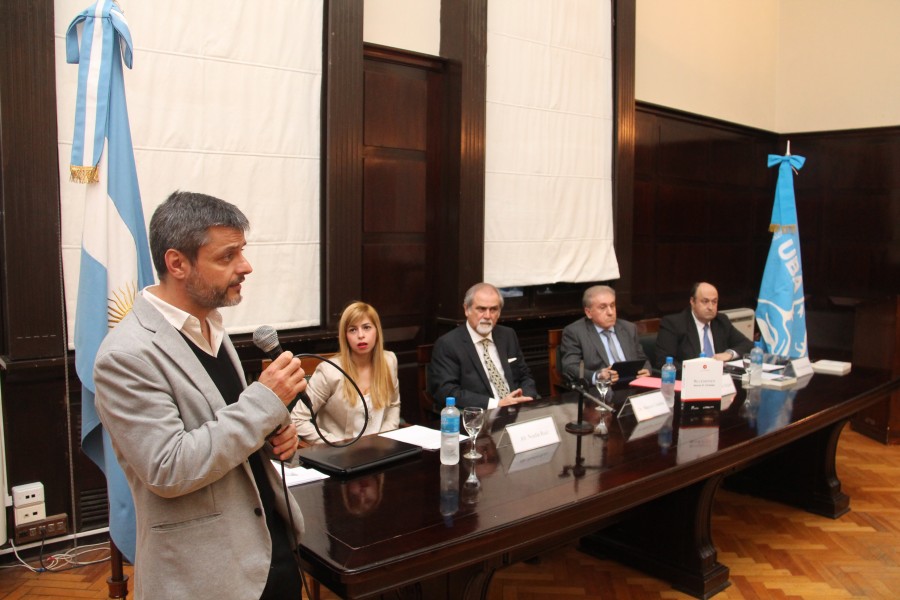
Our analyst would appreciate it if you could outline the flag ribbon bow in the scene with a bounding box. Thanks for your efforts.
[66,0,133,183]
[766,154,805,233]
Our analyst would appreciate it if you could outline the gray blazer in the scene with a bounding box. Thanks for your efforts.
[94,294,304,600]
[559,317,650,384]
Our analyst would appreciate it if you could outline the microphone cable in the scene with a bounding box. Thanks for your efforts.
[292,352,369,448]
[273,351,370,596]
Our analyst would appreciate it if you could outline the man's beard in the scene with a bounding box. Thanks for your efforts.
[185,270,243,310]
[475,320,494,335]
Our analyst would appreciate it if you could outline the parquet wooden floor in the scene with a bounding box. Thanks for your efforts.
[1,428,897,599]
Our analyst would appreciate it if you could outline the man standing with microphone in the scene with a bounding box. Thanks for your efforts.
[94,191,307,599]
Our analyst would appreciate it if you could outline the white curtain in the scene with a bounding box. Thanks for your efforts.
[485,0,618,287]
[56,0,322,339]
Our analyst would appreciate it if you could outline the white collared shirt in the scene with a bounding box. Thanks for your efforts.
[466,322,508,409]
[691,311,738,360]
[142,286,225,357]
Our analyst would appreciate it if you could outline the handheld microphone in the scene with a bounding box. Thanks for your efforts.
[252,325,313,413]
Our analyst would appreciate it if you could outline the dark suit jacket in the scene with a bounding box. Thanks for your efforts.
[428,324,539,410]
[559,317,650,385]
[654,308,754,372]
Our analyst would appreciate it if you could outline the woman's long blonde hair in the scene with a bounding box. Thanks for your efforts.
[338,301,393,409]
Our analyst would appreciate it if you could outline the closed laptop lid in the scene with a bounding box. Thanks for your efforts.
[297,434,422,476]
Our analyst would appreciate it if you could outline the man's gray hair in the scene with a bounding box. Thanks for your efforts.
[463,282,504,309]
[149,190,249,280]
[582,284,616,308]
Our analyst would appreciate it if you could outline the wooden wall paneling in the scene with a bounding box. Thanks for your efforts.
[851,296,900,444]
[613,0,637,310]
[438,0,487,320]
[0,0,64,360]
[361,244,426,319]
[633,103,778,315]
[2,366,90,528]
[363,156,426,233]
[322,0,364,329]
[361,45,446,425]
[784,128,900,301]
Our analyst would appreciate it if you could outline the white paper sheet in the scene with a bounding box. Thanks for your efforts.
[379,425,469,451]
[271,461,329,487]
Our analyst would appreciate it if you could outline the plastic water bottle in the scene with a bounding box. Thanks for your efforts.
[661,356,676,407]
[749,341,764,387]
[440,397,460,465]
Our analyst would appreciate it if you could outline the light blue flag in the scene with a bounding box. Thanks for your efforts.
[755,152,807,359]
[67,0,154,563]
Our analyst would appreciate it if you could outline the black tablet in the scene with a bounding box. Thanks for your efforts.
[610,359,646,381]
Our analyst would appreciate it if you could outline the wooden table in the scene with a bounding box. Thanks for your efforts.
[291,368,898,599]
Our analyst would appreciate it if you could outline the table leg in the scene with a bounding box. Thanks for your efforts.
[578,474,730,600]
[724,419,850,518]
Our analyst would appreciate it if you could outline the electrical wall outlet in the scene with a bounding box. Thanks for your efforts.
[13,513,68,545]
[14,503,47,525]
[11,482,45,507]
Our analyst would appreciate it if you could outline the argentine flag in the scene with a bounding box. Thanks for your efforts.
[755,151,807,359]
[67,0,154,563]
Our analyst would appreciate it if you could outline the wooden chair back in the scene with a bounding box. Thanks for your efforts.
[634,317,661,367]
[548,328,564,396]
[416,344,439,424]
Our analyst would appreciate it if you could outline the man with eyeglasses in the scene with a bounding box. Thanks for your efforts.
[429,282,538,410]
[654,281,754,373]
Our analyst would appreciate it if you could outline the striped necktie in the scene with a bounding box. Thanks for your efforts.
[602,329,624,363]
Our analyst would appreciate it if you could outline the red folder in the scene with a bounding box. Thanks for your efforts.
[630,376,682,392]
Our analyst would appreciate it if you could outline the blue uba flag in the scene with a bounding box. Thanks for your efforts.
[67,0,154,563]
[755,150,808,359]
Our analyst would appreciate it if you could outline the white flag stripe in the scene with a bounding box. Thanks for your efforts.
[81,2,106,167]
[81,151,139,281]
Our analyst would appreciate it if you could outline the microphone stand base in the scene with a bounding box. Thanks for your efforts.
[566,421,594,435]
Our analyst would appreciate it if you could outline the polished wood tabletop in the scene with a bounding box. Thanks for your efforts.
[291,367,897,599]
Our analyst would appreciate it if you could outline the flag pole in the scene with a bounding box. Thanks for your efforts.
[107,539,129,598]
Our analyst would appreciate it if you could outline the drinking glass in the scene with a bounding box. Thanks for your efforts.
[595,371,611,400]
[462,407,485,459]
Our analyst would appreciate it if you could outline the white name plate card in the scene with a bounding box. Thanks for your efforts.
[789,356,814,378]
[681,357,724,401]
[619,390,671,422]
[505,416,561,454]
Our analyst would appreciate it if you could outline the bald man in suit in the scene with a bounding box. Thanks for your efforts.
[654,281,754,373]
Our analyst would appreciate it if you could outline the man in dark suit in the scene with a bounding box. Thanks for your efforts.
[428,282,538,410]
[560,285,651,387]
[654,281,754,372]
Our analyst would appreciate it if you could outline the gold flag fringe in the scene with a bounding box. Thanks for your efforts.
[769,224,797,233]
[70,165,99,184]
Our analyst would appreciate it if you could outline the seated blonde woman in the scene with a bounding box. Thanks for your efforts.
[291,301,400,444]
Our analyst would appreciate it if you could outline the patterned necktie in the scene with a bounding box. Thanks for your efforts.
[702,324,714,357]
[602,329,624,363]
[480,338,510,398]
